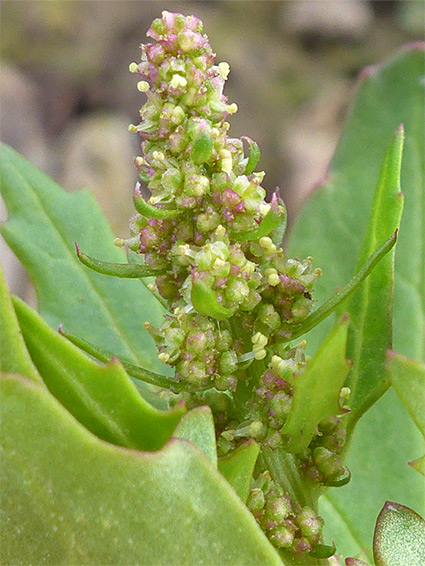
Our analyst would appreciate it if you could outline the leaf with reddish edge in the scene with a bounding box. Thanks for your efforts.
[12,295,186,452]
[373,502,425,566]
[1,374,285,565]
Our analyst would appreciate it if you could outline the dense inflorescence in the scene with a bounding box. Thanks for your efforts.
[125,10,347,556]
[247,472,325,556]
[126,10,320,393]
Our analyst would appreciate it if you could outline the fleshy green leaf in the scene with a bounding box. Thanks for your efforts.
[387,351,425,476]
[288,46,425,559]
[0,143,165,373]
[280,316,350,453]
[12,296,185,451]
[0,374,284,566]
[0,263,41,383]
[218,440,260,502]
[373,502,425,566]
[172,406,218,467]
[344,126,404,426]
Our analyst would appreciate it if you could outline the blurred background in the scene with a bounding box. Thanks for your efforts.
[1,0,424,299]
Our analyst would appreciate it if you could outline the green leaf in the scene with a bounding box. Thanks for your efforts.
[243,137,261,176]
[373,502,425,566]
[321,388,424,562]
[288,46,425,558]
[344,126,404,425]
[173,406,218,467]
[75,243,167,278]
[133,181,180,219]
[387,351,425,476]
[218,440,260,502]
[286,231,397,343]
[58,326,182,391]
[191,274,233,320]
[0,374,284,566]
[0,143,165,373]
[12,296,185,451]
[0,263,41,383]
[280,316,350,453]
[288,46,424,361]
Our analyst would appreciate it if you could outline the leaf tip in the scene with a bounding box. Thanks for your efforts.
[358,64,376,82]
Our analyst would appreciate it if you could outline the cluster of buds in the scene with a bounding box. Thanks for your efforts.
[297,412,350,486]
[125,11,321,398]
[219,345,306,450]
[247,471,325,555]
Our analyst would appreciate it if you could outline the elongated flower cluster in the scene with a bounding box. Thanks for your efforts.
[247,471,325,555]
[126,10,321,393]
[121,11,350,559]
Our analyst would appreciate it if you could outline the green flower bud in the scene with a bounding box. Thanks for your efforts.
[313,447,344,481]
[296,507,324,541]
[269,527,294,549]
[265,494,291,522]
[247,488,265,512]
[219,350,238,375]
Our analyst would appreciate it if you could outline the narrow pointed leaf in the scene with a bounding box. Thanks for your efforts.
[12,296,185,451]
[243,137,261,175]
[172,406,218,467]
[0,374,284,565]
[0,143,165,372]
[218,440,260,502]
[373,502,425,566]
[281,317,350,453]
[344,126,404,425]
[58,326,181,391]
[76,243,166,278]
[0,263,41,383]
[387,351,425,476]
[133,181,180,219]
[287,231,397,342]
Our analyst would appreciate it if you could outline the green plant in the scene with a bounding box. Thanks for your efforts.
[1,12,424,566]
